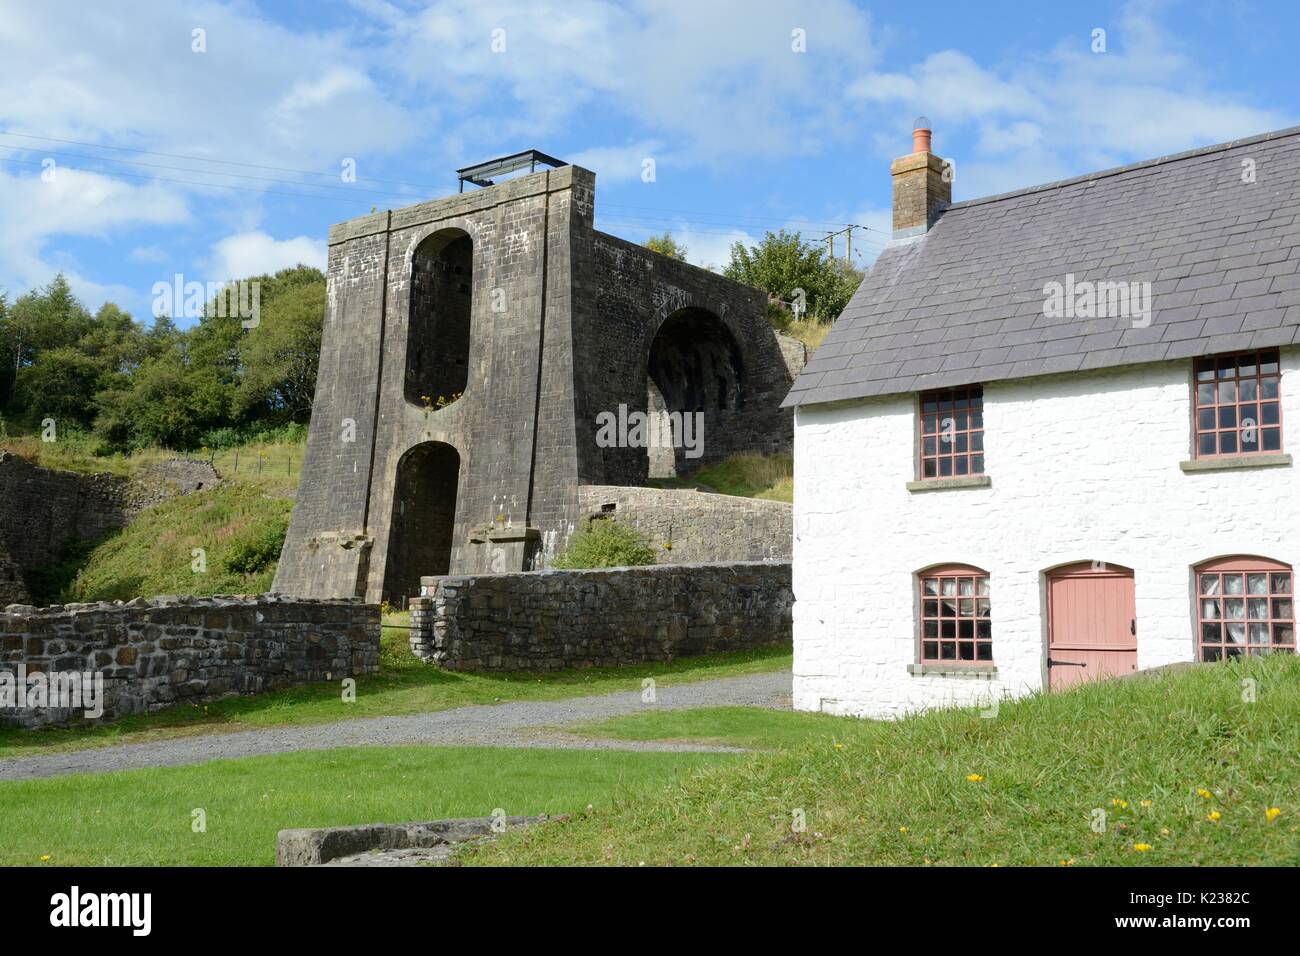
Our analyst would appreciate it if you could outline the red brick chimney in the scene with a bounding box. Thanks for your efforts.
[891,117,950,238]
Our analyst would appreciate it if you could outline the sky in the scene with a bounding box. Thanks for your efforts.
[0,0,1296,322]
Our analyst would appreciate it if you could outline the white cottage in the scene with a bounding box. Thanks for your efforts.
[784,124,1300,719]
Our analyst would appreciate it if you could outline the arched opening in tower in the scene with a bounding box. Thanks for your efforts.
[385,441,461,606]
[645,307,744,478]
[405,229,472,409]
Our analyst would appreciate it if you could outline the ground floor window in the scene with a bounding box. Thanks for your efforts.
[919,564,991,662]
[1195,556,1294,660]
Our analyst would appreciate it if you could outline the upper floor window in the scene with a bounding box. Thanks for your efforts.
[920,386,984,479]
[1196,556,1294,661]
[1193,350,1281,458]
[919,564,992,663]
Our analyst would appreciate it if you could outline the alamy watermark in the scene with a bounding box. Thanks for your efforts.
[152,274,261,328]
[1043,273,1151,328]
[1,665,104,719]
[595,404,703,459]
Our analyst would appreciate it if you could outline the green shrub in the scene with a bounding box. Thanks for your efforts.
[550,520,657,569]
[223,514,290,575]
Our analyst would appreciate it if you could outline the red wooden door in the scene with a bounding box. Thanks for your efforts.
[1047,563,1137,690]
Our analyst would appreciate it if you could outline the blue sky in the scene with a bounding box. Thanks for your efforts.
[0,0,1296,322]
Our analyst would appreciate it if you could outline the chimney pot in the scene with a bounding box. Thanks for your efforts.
[912,116,932,154]
[891,118,950,239]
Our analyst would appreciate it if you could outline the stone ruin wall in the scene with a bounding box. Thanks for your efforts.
[409,560,791,670]
[0,450,219,606]
[1,595,379,729]
[576,485,792,564]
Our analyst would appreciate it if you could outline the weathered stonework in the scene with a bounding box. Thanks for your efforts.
[577,485,791,563]
[274,163,795,607]
[0,595,379,729]
[0,451,219,600]
[0,542,27,606]
[891,150,951,237]
[408,561,792,670]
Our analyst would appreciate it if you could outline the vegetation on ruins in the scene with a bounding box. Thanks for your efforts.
[642,232,688,261]
[549,518,657,569]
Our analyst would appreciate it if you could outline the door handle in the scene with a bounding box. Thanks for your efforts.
[1130,619,1136,635]
[1047,659,1087,668]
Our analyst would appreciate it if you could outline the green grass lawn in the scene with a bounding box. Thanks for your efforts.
[570,706,837,750]
[0,631,791,759]
[0,746,731,866]
[466,655,1300,866]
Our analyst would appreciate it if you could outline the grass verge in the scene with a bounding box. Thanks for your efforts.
[0,634,791,759]
[466,655,1300,866]
[569,706,837,750]
[0,746,730,866]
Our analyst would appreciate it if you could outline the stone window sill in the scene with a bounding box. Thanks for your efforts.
[907,663,998,678]
[905,475,992,493]
[1179,453,1292,473]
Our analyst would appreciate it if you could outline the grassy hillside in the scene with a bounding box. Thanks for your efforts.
[36,481,292,604]
[653,452,793,502]
[9,430,304,605]
[466,655,1300,866]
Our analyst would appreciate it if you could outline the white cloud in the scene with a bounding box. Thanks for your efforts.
[129,246,171,265]
[849,2,1292,200]
[568,141,666,184]
[677,227,753,273]
[208,232,327,280]
[0,166,188,307]
[385,0,879,165]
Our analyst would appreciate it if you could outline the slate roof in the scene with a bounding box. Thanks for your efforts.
[784,126,1300,408]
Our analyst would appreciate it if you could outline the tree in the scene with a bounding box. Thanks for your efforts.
[643,232,688,262]
[233,270,325,423]
[12,346,104,427]
[723,230,863,322]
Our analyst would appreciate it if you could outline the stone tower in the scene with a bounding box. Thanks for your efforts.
[273,158,796,605]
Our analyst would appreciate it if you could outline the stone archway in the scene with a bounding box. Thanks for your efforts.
[405,229,473,409]
[384,441,461,606]
[646,306,745,477]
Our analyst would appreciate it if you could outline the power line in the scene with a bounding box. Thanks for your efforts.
[1,129,893,236]
[0,143,425,204]
[0,129,891,253]
[601,201,890,233]
[0,154,384,206]
[0,129,447,191]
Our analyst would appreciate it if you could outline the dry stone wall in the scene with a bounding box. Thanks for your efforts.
[408,561,791,670]
[0,595,379,729]
[576,485,791,563]
[0,543,27,606]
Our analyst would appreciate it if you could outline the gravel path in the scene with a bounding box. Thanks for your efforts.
[0,670,792,781]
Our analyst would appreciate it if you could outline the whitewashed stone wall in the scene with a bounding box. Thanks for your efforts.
[792,348,1300,718]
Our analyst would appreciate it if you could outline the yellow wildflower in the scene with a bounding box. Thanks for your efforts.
[1207,810,1221,823]
[1133,843,1152,852]
[1265,807,1281,823]
[966,773,984,782]
[1197,788,1213,799]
